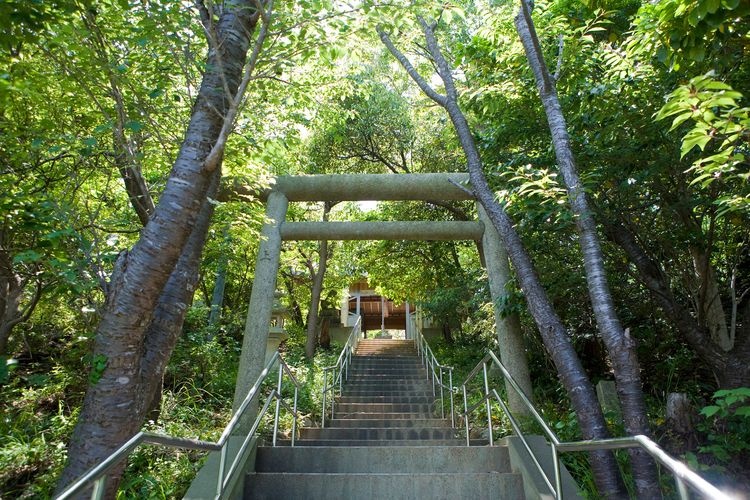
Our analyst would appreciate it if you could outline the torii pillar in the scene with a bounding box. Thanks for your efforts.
[478,204,534,414]
[233,191,288,412]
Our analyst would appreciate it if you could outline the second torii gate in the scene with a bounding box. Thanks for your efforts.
[232,173,532,415]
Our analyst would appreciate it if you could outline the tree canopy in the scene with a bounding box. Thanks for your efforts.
[1,0,748,497]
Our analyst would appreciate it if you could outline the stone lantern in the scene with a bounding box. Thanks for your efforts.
[265,291,289,362]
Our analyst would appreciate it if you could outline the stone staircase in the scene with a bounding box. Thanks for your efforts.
[244,339,525,499]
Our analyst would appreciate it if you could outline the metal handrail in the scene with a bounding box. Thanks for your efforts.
[321,315,361,427]
[457,350,732,500]
[56,351,302,500]
[414,325,455,427]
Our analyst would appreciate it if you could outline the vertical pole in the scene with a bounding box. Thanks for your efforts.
[217,444,228,497]
[449,368,455,428]
[483,362,494,446]
[553,445,563,499]
[477,203,534,415]
[233,192,289,415]
[439,368,445,418]
[322,370,327,428]
[291,385,298,447]
[381,296,385,333]
[272,361,283,446]
[355,291,361,315]
[405,301,411,339]
[463,384,470,446]
[91,477,106,500]
[332,367,337,420]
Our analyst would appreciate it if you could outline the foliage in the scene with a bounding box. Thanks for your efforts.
[695,387,750,465]
[655,74,749,217]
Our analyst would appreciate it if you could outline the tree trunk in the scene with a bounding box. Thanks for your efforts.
[0,271,21,356]
[378,20,627,498]
[319,316,331,349]
[305,203,332,359]
[140,171,221,424]
[208,227,230,327]
[514,4,658,496]
[57,3,261,495]
[0,239,42,357]
[690,247,731,350]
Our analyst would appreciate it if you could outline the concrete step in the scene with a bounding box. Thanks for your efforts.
[334,402,434,413]
[349,367,425,373]
[254,446,512,473]
[245,471,524,499]
[326,418,452,428]
[299,427,458,440]
[331,411,437,420]
[343,383,433,390]
[351,357,423,364]
[337,395,435,404]
[352,351,422,362]
[341,390,436,397]
[275,439,468,447]
[346,375,429,382]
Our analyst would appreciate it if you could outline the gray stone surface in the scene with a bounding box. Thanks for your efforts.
[233,192,287,413]
[280,221,483,241]
[503,435,583,500]
[478,204,534,415]
[263,173,472,201]
[183,436,257,500]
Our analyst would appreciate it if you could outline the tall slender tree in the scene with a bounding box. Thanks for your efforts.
[514,1,658,495]
[379,18,627,498]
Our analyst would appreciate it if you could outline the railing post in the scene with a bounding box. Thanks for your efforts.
[483,362,494,446]
[449,368,455,428]
[430,359,436,396]
[272,362,283,447]
[291,385,298,447]
[91,476,106,500]
[675,477,689,500]
[552,444,562,500]
[439,367,445,419]
[463,384,470,447]
[331,367,336,420]
[322,370,327,429]
[217,443,228,498]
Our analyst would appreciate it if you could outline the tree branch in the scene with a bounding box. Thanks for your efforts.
[416,16,457,102]
[203,0,272,172]
[553,34,564,82]
[376,26,447,106]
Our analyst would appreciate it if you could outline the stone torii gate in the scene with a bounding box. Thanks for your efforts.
[232,173,533,414]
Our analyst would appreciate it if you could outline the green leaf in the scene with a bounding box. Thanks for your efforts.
[125,120,144,132]
[700,405,721,417]
[681,129,712,157]
[13,249,43,263]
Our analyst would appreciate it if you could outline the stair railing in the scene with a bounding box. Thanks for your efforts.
[414,326,455,427]
[321,314,362,428]
[458,350,731,500]
[56,350,301,500]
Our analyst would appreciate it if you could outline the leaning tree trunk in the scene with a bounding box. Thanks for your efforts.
[514,3,659,496]
[56,3,262,495]
[305,203,332,359]
[604,218,750,388]
[140,171,221,424]
[378,20,627,498]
